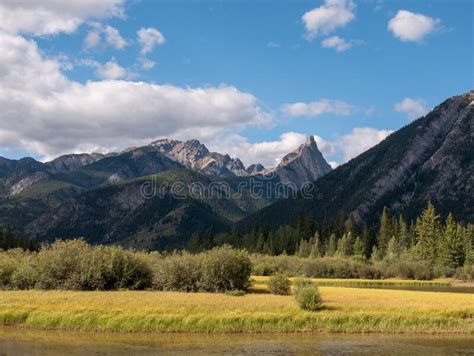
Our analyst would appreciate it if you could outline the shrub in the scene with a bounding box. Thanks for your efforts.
[456,265,474,281]
[294,285,322,311]
[225,289,246,296]
[292,277,314,291]
[267,274,291,295]
[199,245,252,292]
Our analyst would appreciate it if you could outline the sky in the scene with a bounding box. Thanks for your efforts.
[0,0,472,167]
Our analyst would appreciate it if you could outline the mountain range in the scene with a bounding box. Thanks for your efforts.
[1,91,472,249]
[242,91,474,229]
[0,132,331,249]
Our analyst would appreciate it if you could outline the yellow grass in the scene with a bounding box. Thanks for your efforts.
[0,288,472,333]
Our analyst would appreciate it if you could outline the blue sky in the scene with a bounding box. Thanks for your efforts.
[0,0,472,166]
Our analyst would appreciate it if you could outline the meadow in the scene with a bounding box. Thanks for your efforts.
[0,287,472,334]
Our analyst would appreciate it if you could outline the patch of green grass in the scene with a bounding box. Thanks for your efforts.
[0,288,472,333]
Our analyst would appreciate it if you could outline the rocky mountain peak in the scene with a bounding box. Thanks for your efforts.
[273,135,332,188]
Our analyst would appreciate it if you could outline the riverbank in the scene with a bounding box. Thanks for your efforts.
[1,287,472,333]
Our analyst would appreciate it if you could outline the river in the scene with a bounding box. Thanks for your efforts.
[1,328,473,355]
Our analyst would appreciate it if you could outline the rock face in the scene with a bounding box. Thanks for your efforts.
[46,153,116,173]
[241,91,474,228]
[271,135,332,188]
[151,139,252,177]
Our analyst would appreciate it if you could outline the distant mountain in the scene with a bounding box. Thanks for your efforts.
[0,134,331,249]
[151,139,248,177]
[240,91,474,229]
[271,135,332,188]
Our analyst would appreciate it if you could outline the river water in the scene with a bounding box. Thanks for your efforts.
[1,328,473,355]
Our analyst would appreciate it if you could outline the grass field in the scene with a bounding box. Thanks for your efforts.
[0,287,472,334]
[250,276,452,289]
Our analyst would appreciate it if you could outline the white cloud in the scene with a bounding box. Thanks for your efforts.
[96,58,127,79]
[80,58,129,79]
[104,25,127,49]
[388,10,440,42]
[83,25,127,50]
[267,41,280,48]
[281,99,357,118]
[138,58,156,70]
[0,31,270,160]
[137,27,165,54]
[321,36,359,52]
[209,128,391,167]
[302,0,356,40]
[335,127,393,161]
[0,0,125,36]
[395,97,429,120]
[84,31,101,49]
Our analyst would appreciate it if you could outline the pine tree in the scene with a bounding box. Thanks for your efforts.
[439,213,465,268]
[310,234,322,259]
[335,232,353,257]
[415,202,440,265]
[377,206,391,253]
[398,215,409,251]
[346,214,358,236]
[386,235,399,260]
[326,233,337,257]
[255,233,265,253]
[187,231,202,253]
[297,238,311,257]
[353,236,365,257]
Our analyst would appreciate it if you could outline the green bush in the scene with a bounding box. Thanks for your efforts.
[292,277,314,291]
[151,245,252,292]
[267,274,291,295]
[294,285,322,311]
[225,289,246,296]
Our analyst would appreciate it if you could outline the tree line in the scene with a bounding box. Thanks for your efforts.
[188,202,473,270]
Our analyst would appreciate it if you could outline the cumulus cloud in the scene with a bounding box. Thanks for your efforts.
[84,30,101,49]
[335,127,393,162]
[0,0,125,36]
[83,25,127,50]
[395,97,429,120]
[321,35,361,52]
[0,31,270,160]
[82,58,131,79]
[137,57,156,70]
[281,99,357,118]
[137,27,165,54]
[209,127,391,167]
[388,10,440,42]
[302,0,356,40]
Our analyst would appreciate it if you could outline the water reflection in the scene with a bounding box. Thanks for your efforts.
[1,328,473,355]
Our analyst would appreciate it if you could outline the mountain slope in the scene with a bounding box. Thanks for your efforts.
[23,169,277,249]
[271,135,332,188]
[240,91,474,229]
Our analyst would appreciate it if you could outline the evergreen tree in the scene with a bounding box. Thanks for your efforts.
[186,231,202,252]
[309,234,322,259]
[346,214,358,236]
[386,235,399,260]
[326,233,337,257]
[398,215,409,251]
[377,206,391,253]
[255,233,265,253]
[415,202,440,265]
[353,236,365,257]
[335,232,353,257]
[439,213,465,268]
[297,238,311,257]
